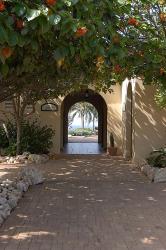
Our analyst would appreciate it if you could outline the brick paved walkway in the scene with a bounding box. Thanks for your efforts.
[0,156,166,250]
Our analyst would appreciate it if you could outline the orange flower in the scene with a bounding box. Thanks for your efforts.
[75,27,88,37]
[159,13,166,22]
[46,0,57,6]
[1,47,13,59]
[128,17,139,26]
[138,51,144,57]
[0,1,5,12]
[16,19,24,30]
[114,64,122,74]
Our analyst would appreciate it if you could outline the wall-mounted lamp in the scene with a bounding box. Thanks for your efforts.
[85,90,89,98]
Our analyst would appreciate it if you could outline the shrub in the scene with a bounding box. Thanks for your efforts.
[70,128,93,136]
[0,126,9,148]
[4,143,17,156]
[146,147,166,168]
[0,120,54,155]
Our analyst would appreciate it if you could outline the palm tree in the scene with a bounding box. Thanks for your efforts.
[69,102,96,129]
[86,105,98,131]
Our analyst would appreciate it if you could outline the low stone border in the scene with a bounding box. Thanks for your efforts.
[0,166,44,226]
[138,162,166,183]
[0,152,49,165]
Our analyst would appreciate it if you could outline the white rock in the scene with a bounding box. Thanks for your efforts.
[11,189,22,199]
[0,197,7,205]
[1,189,8,196]
[0,208,10,219]
[2,179,13,187]
[141,164,150,175]
[16,181,29,192]
[16,154,28,163]
[0,202,11,218]
[14,160,20,164]
[8,195,19,209]
[141,164,157,182]
[7,157,15,164]
[20,167,43,185]
[22,152,30,157]
[0,156,45,227]
[28,154,48,164]
[154,168,166,183]
[0,157,6,163]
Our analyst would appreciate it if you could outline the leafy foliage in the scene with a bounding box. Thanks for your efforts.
[69,102,98,129]
[155,84,166,108]
[0,0,165,105]
[0,120,54,155]
[69,128,93,136]
[0,126,8,148]
[147,147,166,168]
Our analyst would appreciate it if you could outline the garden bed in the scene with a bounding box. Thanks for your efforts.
[139,162,166,183]
[0,165,44,226]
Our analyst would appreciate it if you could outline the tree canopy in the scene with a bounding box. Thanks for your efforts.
[0,0,165,103]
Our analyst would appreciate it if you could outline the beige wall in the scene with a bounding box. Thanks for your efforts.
[30,98,63,154]
[33,87,124,154]
[101,85,123,152]
[133,81,166,162]
[0,82,165,161]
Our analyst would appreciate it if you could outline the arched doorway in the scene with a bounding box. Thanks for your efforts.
[61,89,107,154]
[124,83,133,159]
[68,102,98,143]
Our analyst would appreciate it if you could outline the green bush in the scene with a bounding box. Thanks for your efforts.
[0,126,9,148]
[4,143,17,156]
[0,120,54,155]
[69,128,93,136]
[146,147,166,168]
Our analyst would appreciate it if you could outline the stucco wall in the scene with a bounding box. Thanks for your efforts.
[134,81,166,162]
[1,82,164,160]
[34,87,123,154]
[0,87,124,155]
[30,98,63,154]
[101,84,123,152]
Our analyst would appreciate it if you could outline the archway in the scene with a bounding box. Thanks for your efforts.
[68,102,98,143]
[61,89,107,153]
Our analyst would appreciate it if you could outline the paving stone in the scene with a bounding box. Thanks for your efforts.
[0,156,166,250]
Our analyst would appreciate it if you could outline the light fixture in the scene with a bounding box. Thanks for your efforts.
[85,90,89,98]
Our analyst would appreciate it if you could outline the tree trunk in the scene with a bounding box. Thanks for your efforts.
[2,123,10,144]
[81,114,85,129]
[16,118,21,155]
[93,116,95,131]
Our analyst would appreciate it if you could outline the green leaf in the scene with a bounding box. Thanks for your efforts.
[26,9,41,21]
[8,31,18,46]
[53,47,69,61]
[31,40,39,52]
[21,28,29,36]
[17,35,28,47]
[1,64,9,77]
[69,45,75,57]
[12,4,26,17]
[64,0,79,6]
[38,16,50,34]
[47,14,61,25]
[5,16,15,28]
[0,25,8,44]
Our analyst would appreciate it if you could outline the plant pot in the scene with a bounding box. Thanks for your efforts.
[108,147,117,156]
